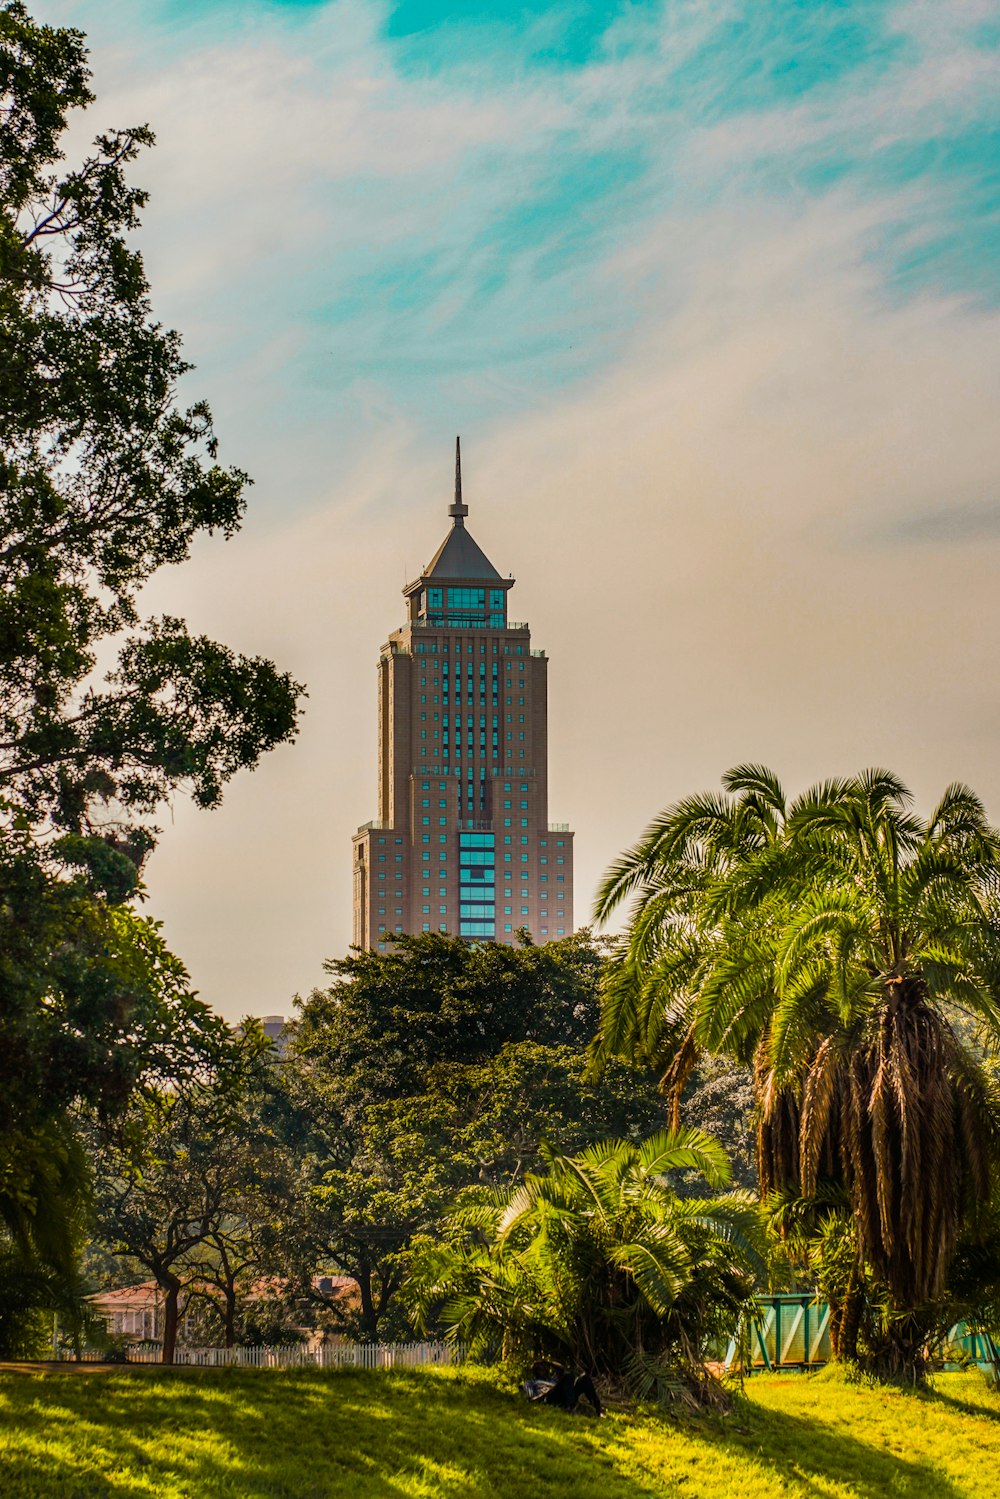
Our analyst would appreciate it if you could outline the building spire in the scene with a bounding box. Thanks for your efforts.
[449,434,468,526]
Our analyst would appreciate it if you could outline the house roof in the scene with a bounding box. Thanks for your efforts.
[87,1281,159,1307]
[87,1274,358,1309]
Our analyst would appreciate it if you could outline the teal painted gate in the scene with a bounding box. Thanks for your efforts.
[723,1296,1000,1376]
[724,1294,831,1370]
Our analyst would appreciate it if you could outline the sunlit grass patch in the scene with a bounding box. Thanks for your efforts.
[1,1364,999,1497]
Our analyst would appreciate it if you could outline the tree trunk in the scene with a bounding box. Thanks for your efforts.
[834,1276,863,1364]
[162,1279,181,1365]
[357,1265,377,1342]
[224,1285,236,1349]
[863,1312,928,1386]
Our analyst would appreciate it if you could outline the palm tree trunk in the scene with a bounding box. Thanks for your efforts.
[865,1311,928,1386]
[834,1276,863,1364]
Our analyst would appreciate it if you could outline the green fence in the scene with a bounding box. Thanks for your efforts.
[724,1294,831,1371]
[723,1295,1000,1375]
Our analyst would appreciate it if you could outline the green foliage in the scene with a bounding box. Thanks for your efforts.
[0,0,301,1125]
[0,1,304,1339]
[597,766,1000,1379]
[296,931,611,1106]
[405,1129,766,1400]
[0,900,221,1355]
[680,1055,757,1192]
[0,3,303,834]
[287,933,664,1341]
[91,1028,298,1361]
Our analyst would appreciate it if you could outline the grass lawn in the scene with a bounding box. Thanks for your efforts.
[1,1363,999,1498]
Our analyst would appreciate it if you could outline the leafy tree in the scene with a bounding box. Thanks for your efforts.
[405,1042,663,1187]
[93,1091,226,1365]
[182,1126,298,1350]
[293,1110,443,1343]
[296,931,608,1107]
[596,766,1000,1380]
[0,900,224,1353]
[405,1129,766,1404]
[0,1,303,1326]
[679,1055,756,1193]
[92,1031,290,1362]
[1,0,301,843]
[286,932,663,1341]
[0,1115,91,1356]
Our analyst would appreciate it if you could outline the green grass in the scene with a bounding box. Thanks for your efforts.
[2,1364,1000,1497]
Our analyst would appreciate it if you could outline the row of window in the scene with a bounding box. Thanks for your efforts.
[420,677,524,688]
[376,814,563,844]
[426,587,506,610]
[379,904,564,917]
[419,714,526,726]
[426,614,506,629]
[414,640,524,653]
[375,916,566,942]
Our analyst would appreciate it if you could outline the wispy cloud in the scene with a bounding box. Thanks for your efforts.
[864,499,1000,548]
[55,0,997,503]
[38,0,1000,1015]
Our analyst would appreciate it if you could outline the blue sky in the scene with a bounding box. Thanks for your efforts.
[62,0,1000,508]
[44,0,1000,1017]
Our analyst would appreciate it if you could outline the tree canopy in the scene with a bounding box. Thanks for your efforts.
[596,765,1000,1378]
[286,932,664,1341]
[406,1128,765,1402]
[0,1,304,1350]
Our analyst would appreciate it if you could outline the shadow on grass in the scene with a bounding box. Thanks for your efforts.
[4,1370,641,1499]
[922,1375,1000,1424]
[0,1367,977,1499]
[706,1397,968,1499]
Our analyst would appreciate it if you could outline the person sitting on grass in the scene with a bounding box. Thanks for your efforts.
[525,1359,603,1417]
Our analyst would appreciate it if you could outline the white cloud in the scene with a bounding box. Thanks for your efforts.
[132,188,1000,1015]
[36,0,1000,1016]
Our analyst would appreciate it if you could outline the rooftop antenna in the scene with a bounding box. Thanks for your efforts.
[449,435,468,527]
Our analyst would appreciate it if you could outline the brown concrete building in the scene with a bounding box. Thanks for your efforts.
[352,440,574,951]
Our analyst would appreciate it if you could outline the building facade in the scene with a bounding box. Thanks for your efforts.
[352,441,574,951]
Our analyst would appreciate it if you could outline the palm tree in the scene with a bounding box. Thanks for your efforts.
[594,765,792,1116]
[596,768,1000,1378]
[405,1128,765,1400]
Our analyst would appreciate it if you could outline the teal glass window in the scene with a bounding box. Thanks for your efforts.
[427,587,443,608]
[459,829,495,940]
[448,588,485,610]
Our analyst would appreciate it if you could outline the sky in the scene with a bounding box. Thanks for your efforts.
[42,0,1000,1021]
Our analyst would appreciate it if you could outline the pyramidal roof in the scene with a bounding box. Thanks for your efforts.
[423,437,502,581]
[425,525,502,580]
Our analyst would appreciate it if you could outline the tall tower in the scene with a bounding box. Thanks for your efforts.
[352,440,575,951]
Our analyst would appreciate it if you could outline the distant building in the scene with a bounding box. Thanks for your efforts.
[352,440,575,950]
[88,1282,164,1341]
[88,1275,356,1347]
[235,1014,291,1055]
[260,1015,289,1047]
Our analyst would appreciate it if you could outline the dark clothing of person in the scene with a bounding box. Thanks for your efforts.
[525,1363,602,1417]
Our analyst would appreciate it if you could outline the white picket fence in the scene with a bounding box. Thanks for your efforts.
[61,1341,466,1369]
